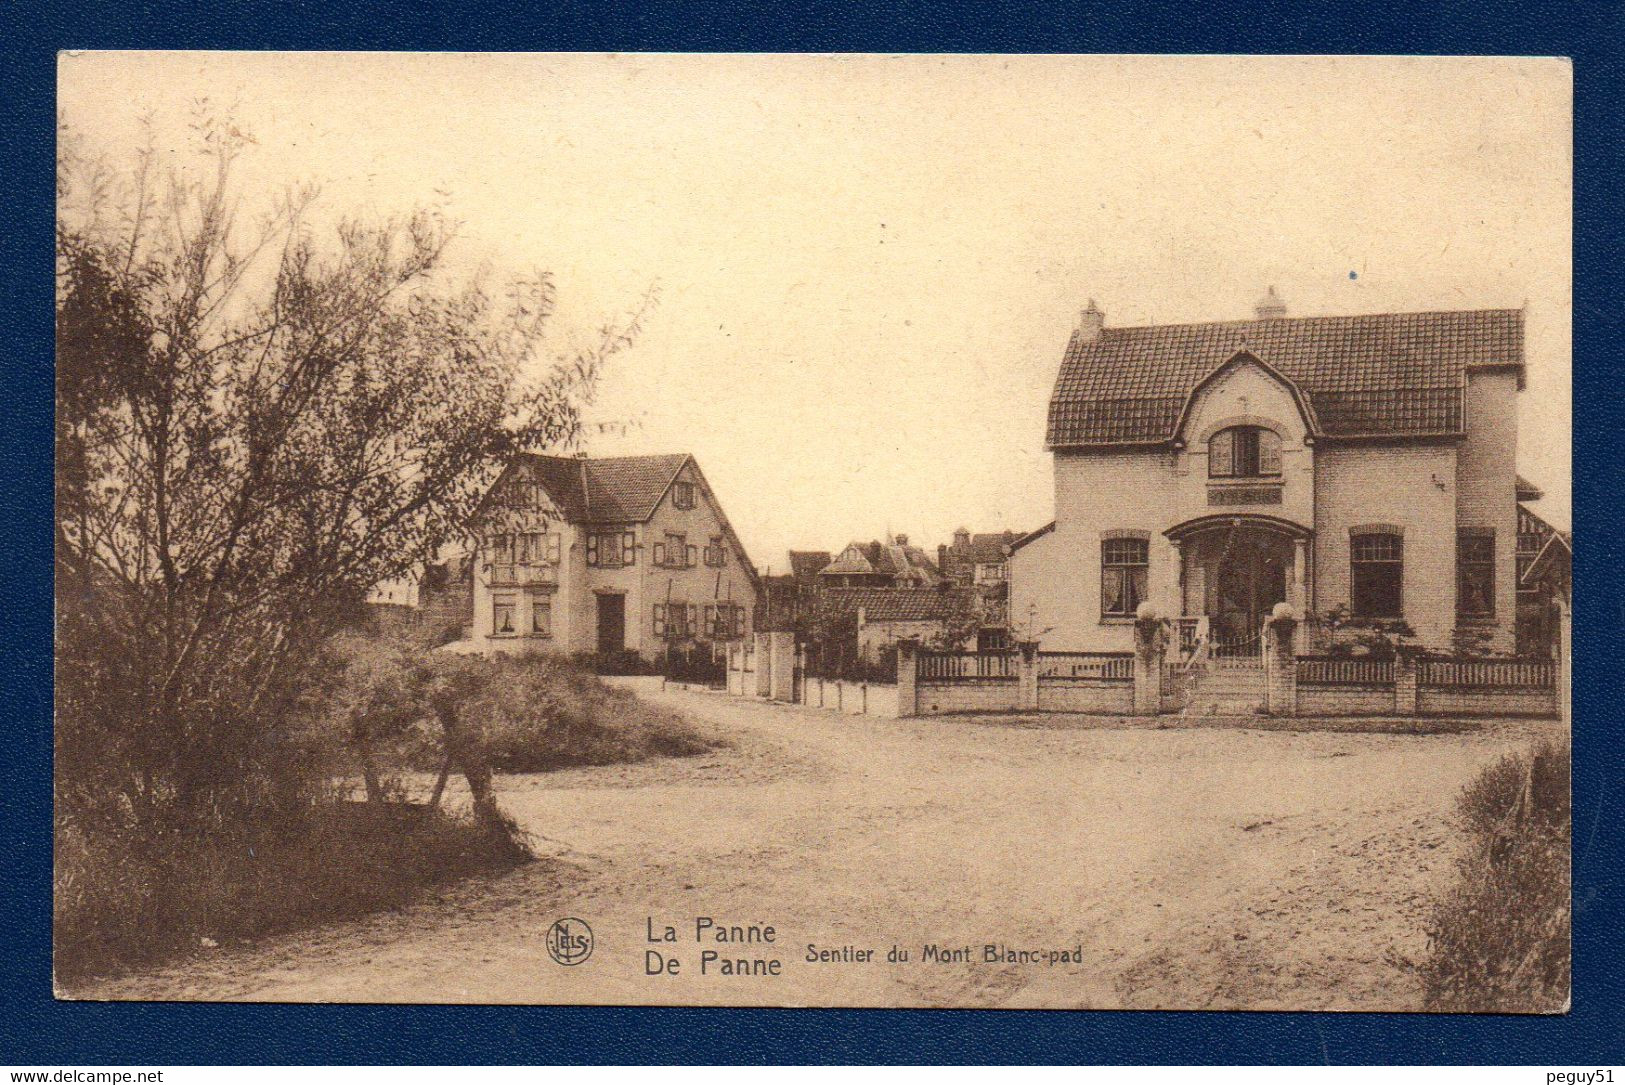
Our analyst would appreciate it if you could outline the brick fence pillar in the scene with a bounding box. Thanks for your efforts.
[1263,618,1298,716]
[1132,619,1164,715]
[753,631,772,697]
[1395,656,1419,715]
[767,631,795,702]
[1017,640,1041,711]
[896,637,920,717]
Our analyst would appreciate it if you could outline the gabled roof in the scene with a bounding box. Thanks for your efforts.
[1516,474,1546,502]
[1523,531,1572,588]
[485,452,761,596]
[822,586,979,623]
[1046,308,1523,447]
[820,540,940,583]
[521,453,689,523]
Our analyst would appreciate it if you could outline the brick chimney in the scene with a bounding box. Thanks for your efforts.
[1254,286,1287,320]
[1078,298,1104,342]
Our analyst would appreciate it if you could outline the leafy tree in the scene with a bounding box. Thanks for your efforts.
[55,110,652,831]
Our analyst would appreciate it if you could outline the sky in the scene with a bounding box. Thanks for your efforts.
[59,53,1573,568]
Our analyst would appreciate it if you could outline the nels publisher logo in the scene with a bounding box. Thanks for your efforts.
[546,917,594,966]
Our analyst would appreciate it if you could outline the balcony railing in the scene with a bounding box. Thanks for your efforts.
[486,562,559,586]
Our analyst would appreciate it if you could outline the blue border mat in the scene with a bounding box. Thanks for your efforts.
[3,1,1619,1064]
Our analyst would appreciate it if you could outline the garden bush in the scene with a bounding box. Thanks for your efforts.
[1417,740,1570,1012]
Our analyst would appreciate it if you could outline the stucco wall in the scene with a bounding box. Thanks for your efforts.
[1454,370,1520,651]
[1011,450,1177,653]
[1035,678,1134,713]
[858,619,967,657]
[1312,443,1459,648]
[914,679,1020,714]
[1298,684,1398,716]
[637,460,758,657]
[1419,688,1556,717]
[1176,359,1315,529]
[473,458,757,659]
[799,677,901,718]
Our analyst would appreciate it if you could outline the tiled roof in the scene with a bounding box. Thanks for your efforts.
[521,453,689,523]
[960,531,1019,564]
[788,550,832,579]
[822,587,979,623]
[1047,308,1523,446]
[821,540,940,583]
[1516,474,1545,501]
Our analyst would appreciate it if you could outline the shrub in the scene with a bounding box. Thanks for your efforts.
[54,802,526,984]
[1417,740,1570,1012]
[449,653,718,772]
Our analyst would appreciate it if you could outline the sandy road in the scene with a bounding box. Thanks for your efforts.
[75,681,1558,1008]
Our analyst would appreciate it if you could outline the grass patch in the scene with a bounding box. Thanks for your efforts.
[1415,739,1570,1012]
[55,803,528,985]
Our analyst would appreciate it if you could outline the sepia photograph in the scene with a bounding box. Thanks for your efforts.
[53,51,1571,1012]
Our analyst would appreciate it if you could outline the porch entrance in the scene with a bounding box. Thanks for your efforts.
[1174,519,1303,659]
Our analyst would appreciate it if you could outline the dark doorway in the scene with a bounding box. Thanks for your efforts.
[1213,543,1288,656]
[596,593,626,655]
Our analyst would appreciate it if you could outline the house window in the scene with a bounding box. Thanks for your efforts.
[704,536,727,567]
[586,531,637,567]
[654,602,696,638]
[673,481,696,510]
[1100,537,1149,618]
[492,593,517,635]
[655,533,692,568]
[518,532,560,565]
[529,595,552,636]
[1209,426,1282,478]
[703,603,746,638]
[1457,531,1495,619]
[489,534,513,564]
[1351,532,1404,618]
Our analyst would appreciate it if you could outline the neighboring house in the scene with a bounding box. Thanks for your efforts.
[1514,479,1571,657]
[1011,292,1533,655]
[938,527,1021,649]
[820,586,981,661]
[365,555,474,640]
[818,535,942,588]
[471,453,760,659]
[760,550,832,631]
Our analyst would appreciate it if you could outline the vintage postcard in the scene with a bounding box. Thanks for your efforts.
[54,52,1571,1011]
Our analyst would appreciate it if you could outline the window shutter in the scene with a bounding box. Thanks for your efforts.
[653,604,666,636]
[687,544,698,568]
[547,535,562,563]
[1209,430,1233,476]
[688,604,699,635]
[586,535,599,566]
[703,605,715,636]
[653,543,665,566]
[623,532,636,564]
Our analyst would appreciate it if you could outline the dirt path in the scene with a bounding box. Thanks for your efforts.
[74,682,1559,1009]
